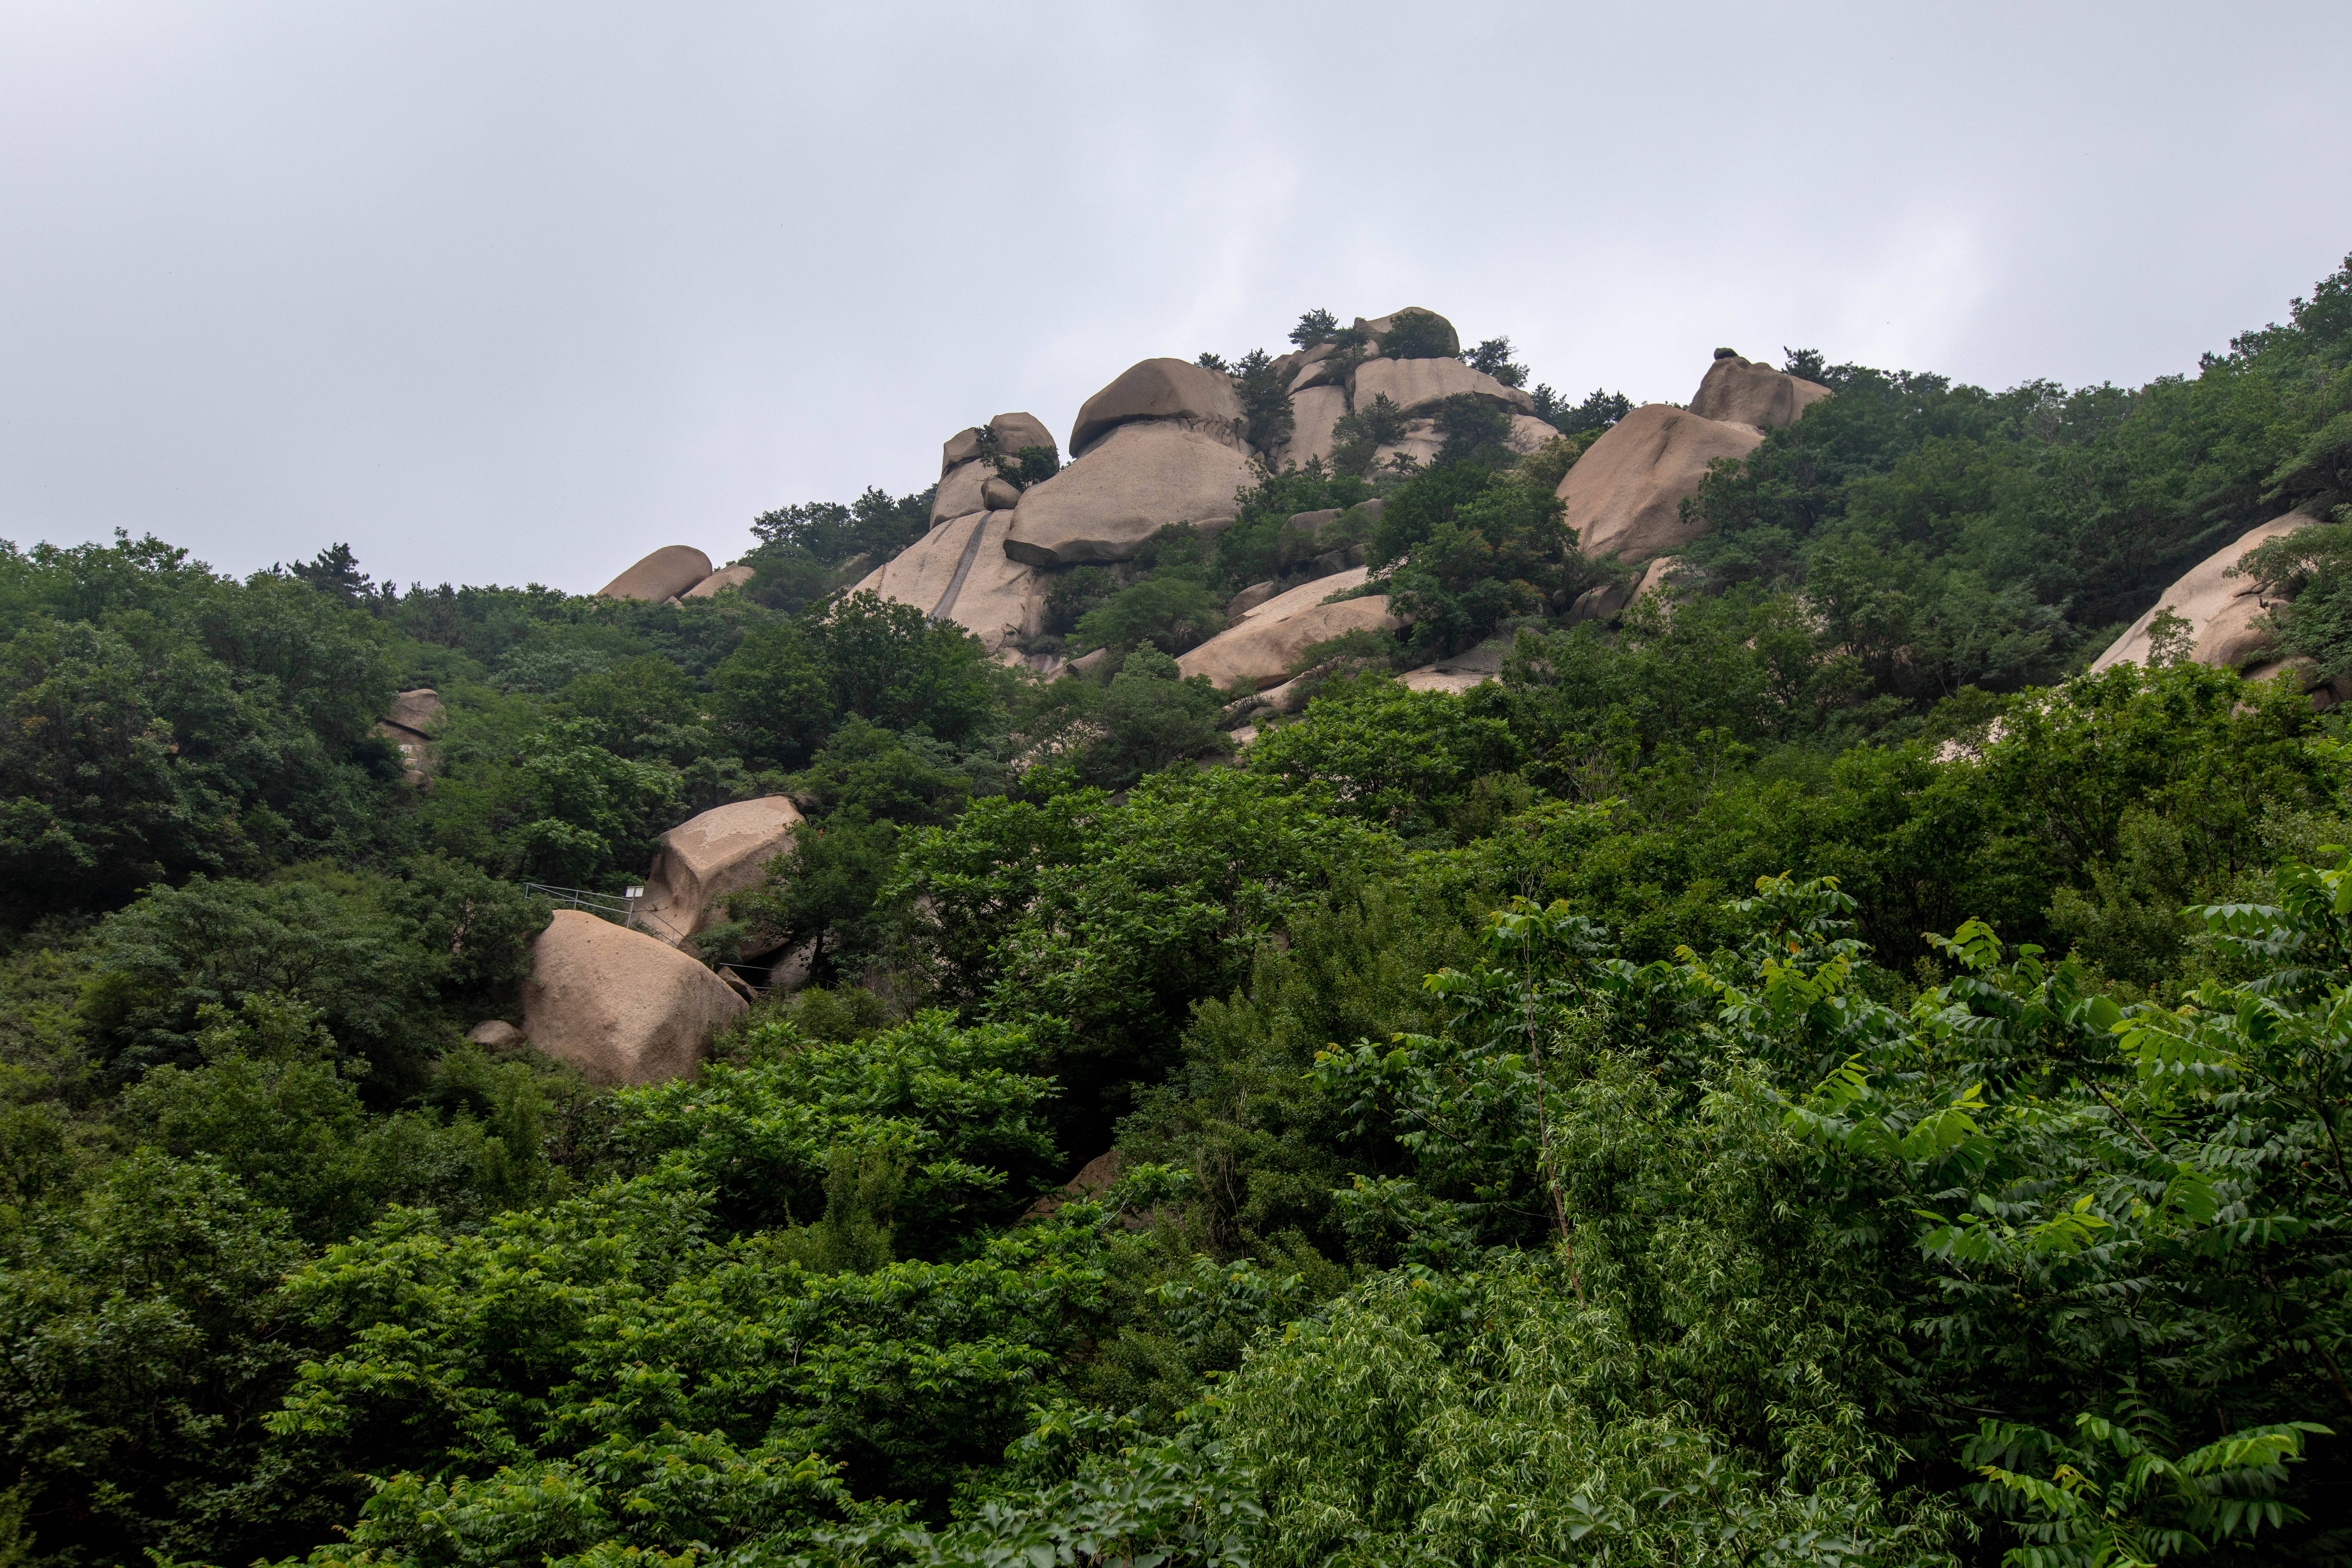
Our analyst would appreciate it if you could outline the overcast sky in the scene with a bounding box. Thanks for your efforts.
[3,2,2348,594]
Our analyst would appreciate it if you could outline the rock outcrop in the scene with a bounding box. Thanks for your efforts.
[1177,568,1400,691]
[374,688,443,785]
[1357,308,1460,358]
[1068,358,1244,458]
[1688,353,1832,432]
[522,910,745,1086]
[1280,384,1349,469]
[1559,405,1765,564]
[1353,357,1536,416]
[467,1020,525,1048]
[1003,421,1256,566]
[933,412,1060,524]
[683,565,754,599]
[631,795,804,947]
[598,546,715,601]
[848,509,1049,652]
[2090,505,2329,673]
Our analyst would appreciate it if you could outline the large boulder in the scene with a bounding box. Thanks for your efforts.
[1352,357,1536,416]
[1687,353,1832,431]
[1177,568,1401,691]
[598,546,714,601]
[1279,384,1349,469]
[989,411,1056,454]
[1003,421,1256,566]
[1396,664,1490,696]
[1068,358,1243,457]
[2090,506,2329,672]
[1559,405,1764,564]
[1506,414,1561,455]
[522,910,745,1085]
[1372,420,1446,473]
[374,688,444,785]
[682,565,755,599]
[933,458,992,523]
[632,795,804,947]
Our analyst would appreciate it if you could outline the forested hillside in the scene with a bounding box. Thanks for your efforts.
[1,259,2348,1568]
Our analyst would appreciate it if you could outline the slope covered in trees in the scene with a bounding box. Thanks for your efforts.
[0,259,2348,1567]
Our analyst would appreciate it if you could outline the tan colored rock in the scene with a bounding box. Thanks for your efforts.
[1227,580,1280,617]
[598,546,715,602]
[1398,664,1490,695]
[858,512,987,615]
[933,457,992,523]
[935,510,1052,652]
[1372,420,1446,473]
[1688,354,1831,431]
[1069,358,1244,457]
[1352,357,1536,416]
[1559,404,1765,564]
[386,689,444,732]
[1286,341,1341,392]
[467,1020,525,1048]
[1279,384,1349,469]
[1357,308,1460,358]
[632,795,804,947]
[942,427,987,470]
[980,474,1023,510]
[522,910,745,1086]
[683,565,755,599]
[1506,414,1559,455]
[988,411,1056,454]
[1177,569,1399,691]
[2090,507,2328,672]
[1003,421,1256,566]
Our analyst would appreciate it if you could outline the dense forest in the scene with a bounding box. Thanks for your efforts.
[2,257,2349,1567]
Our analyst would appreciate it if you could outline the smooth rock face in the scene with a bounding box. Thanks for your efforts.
[1003,421,1256,566]
[1227,581,1280,617]
[937,511,1051,652]
[1286,342,1340,392]
[467,1020,525,1048]
[934,458,992,523]
[522,910,746,1086]
[1506,414,1561,454]
[1068,358,1244,457]
[980,474,1023,510]
[2090,507,2327,672]
[855,513,982,614]
[1559,404,1765,564]
[942,427,986,470]
[683,565,755,599]
[1279,384,1349,469]
[1687,355,1832,431]
[1371,420,1446,473]
[599,546,715,601]
[988,411,1056,453]
[632,795,804,947]
[1352,357,1536,416]
[1177,569,1399,691]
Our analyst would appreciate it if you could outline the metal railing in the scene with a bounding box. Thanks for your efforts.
[521,881,777,994]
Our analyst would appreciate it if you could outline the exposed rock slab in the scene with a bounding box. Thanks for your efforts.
[683,565,755,599]
[1177,569,1399,691]
[632,795,804,947]
[988,411,1056,453]
[1397,664,1491,695]
[1069,358,1244,457]
[853,512,985,613]
[1688,355,1831,431]
[522,910,745,1086]
[1506,414,1561,455]
[934,458,992,523]
[1279,384,1349,470]
[2090,506,2328,672]
[599,546,715,601]
[1003,421,1256,566]
[936,511,1052,652]
[1352,357,1536,416]
[1559,404,1765,564]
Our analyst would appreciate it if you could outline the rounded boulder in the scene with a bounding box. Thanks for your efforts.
[598,546,715,602]
[1558,405,1765,564]
[1068,358,1243,458]
[1687,354,1832,431]
[522,910,746,1086]
[1003,421,1256,566]
[632,795,805,946]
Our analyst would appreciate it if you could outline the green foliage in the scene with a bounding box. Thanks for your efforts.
[1074,647,1232,789]
[1231,346,1295,456]
[1531,384,1632,433]
[1071,573,1228,657]
[1377,308,1454,360]
[1246,676,1518,837]
[1328,393,1411,477]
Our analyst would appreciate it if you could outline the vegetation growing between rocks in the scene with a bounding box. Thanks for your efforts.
[2,261,2351,1566]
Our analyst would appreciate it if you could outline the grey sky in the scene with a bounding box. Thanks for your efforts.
[3,2,2347,594]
